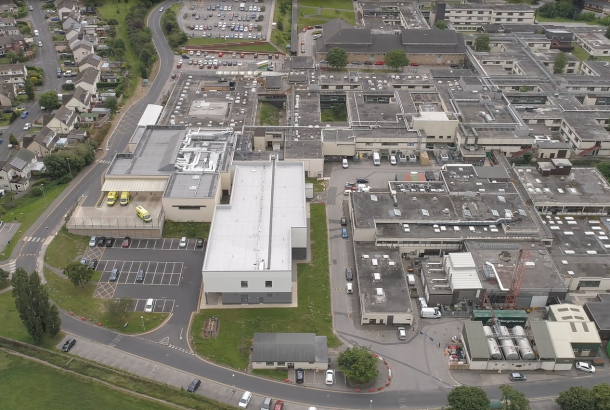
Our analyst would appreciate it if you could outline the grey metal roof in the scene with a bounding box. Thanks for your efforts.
[530,321,556,360]
[463,321,489,359]
[473,165,509,180]
[252,333,328,363]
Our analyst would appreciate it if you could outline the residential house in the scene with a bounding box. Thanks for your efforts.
[78,110,108,127]
[0,149,37,192]
[67,129,88,144]
[69,34,97,49]
[65,26,81,43]
[65,86,92,112]
[0,82,14,106]
[71,40,94,64]
[0,1,17,15]
[0,63,27,84]
[0,17,16,27]
[0,34,25,57]
[79,54,103,71]
[74,67,100,94]
[23,127,60,158]
[251,333,329,370]
[0,25,19,36]
[46,106,79,134]
[55,0,80,20]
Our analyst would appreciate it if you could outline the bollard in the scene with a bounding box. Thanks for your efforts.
[354,389,361,392]
[377,387,384,391]
[369,388,376,392]
[81,317,86,321]
[69,311,74,316]
[97,323,102,326]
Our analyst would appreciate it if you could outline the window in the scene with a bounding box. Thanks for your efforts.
[174,205,203,210]
[241,281,248,288]
[266,362,274,366]
[579,280,601,288]
[265,281,272,288]
[277,362,285,366]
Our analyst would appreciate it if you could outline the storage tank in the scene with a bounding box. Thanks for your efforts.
[499,326,519,360]
[483,326,503,360]
[512,326,536,360]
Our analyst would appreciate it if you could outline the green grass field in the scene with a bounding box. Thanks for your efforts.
[299,0,353,9]
[272,0,291,51]
[162,221,210,239]
[0,351,177,410]
[190,204,339,370]
[259,102,281,125]
[45,226,89,269]
[0,183,68,262]
[298,6,355,30]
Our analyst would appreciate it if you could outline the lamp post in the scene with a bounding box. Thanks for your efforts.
[141,315,145,331]
[232,373,235,393]
[66,157,72,178]
[370,399,373,410]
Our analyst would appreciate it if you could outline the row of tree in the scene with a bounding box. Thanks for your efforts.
[447,385,529,410]
[325,47,410,71]
[42,142,97,183]
[161,7,188,48]
[124,2,158,78]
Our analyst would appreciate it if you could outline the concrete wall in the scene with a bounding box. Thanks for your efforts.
[564,276,610,291]
[161,195,219,222]
[284,157,323,178]
[412,116,458,141]
[322,141,356,156]
[66,226,163,238]
[252,361,328,370]
[203,269,293,293]
[360,311,414,325]
[221,291,292,304]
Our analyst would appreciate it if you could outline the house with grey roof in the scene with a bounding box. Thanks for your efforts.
[0,148,36,192]
[74,66,100,94]
[0,0,17,15]
[0,82,14,107]
[251,333,329,370]
[79,54,103,71]
[315,19,466,65]
[46,106,79,134]
[71,40,94,64]
[0,63,27,85]
[0,25,19,36]
[65,86,92,112]
[23,127,60,158]
[55,0,80,20]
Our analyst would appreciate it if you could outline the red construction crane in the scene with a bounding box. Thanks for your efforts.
[504,248,529,310]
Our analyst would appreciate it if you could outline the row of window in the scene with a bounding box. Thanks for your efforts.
[241,280,273,288]
[450,10,529,16]
[452,17,527,22]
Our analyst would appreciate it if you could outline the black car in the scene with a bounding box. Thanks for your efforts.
[182,54,190,59]
[345,268,353,281]
[295,368,304,384]
[341,216,347,226]
[135,269,145,283]
[61,338,76,352]
[96,236,106,247]
[87,259,98,270]
[196,238,205,248]
[187,378,201,392]
[105,237,115,247]
[509,372,527,382]
[356,178,369,184]
[122,236,131,248]
[109,268,120,282]
[364,61,373,65]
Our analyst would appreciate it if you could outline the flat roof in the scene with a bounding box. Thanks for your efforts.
[137,104,163,127]
[530,321,557,360]
[164,173,219,199]
[546,322,576,359]
[354,243,413,314]
[463,321,490,360]
[584,294,610,330]
[203,160,306,272]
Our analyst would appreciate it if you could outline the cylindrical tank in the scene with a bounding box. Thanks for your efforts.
[499,326,519,360]
[483,326,502,360]
[512,326,536,360]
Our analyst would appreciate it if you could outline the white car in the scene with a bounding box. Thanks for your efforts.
[575,361,595,373]
[325,369,335,385]
[159,7,164,12]
[38,41,42,47]
[88,236,97,247]
[179,237,187,248]
[23,123,31,130]
[196,50,201,56]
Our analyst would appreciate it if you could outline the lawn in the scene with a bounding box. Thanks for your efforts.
[44,226,89,269]
[252,369,288,381]
[272,0,291,51]
[298,6,355,30]
[96,0,141,99]
[321,107,348,122]
[185,38,279,53]
[0,351,178,410]
[305,177,326,192]
[0,183,68,262]
[0,291,64,349]
[299,0,353,9]
[162,220,210,239]
[259,102,281,126]
[0,112,10,126]
[190,204,339,370]
[45,269,169,334]
[571,44,590,62]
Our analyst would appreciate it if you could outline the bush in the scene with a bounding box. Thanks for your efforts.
[29,187,43,198]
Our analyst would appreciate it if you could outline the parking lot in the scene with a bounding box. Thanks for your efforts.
[97,260,184,286]
[177,0,272,42]
[132,298,175,313]
[175,49,283,72]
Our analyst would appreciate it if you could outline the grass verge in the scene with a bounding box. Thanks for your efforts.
[0,351,178,410]
[299,0,354,8]
[252,369,288,380]
[45,269,168,334]
[0,336,235,410]
[298,6,355,30]
[259,102,281,125]
[185,38,278,53]
[272,0,291,51]
[0,183,68,262]
[162,220,210,239]
[44,226,89,269]
[305,177,326,192]
[0,291,64,349]
[190,204,339,370]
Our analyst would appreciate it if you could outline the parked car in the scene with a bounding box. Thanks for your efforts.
[341,216,347,226]
[342,228,348,239]
[398,326,407,340]
[23,123,31,130]
[122,236,131,248]
[80,258,89,265]
[325,370,334,385]
[87,259,98,270]
[136,270,146,283]
[363,61,373,65]
[187,378,201,392]
[109,268,120,282]
[374,61,385,65]
[20,111,29,119]
[345,268,353,281]
[196,238,205,248]
[179,237,187,248]
[61,338,76,352]
[88,236,97,247]
[96,236,106,247]
[50,16,59,21]
[575,361,595,373]
[356,178,369,184]
[295,368,304,384]
[509,372,527,382]
[273,400,285,410]
[105,237,115,247]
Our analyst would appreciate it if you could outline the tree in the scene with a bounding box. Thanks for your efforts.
[0,268,9,285]
[446,386,489,410]
[39,90,61,110]
[11,268,61,344]
[107,18,119,25]
[556,386,594,410]
[385,49,410,71]
[104,96,119,114]
[554,52,567,74]
[605,25,610,40]
[276,19,283,31]
[65,262,93,288]
[105,298,133,322]
[592,383,610,410]
[24,80,34,101]
[500,385,530,410]
[522,151,533,164]
[435,20,448,29]
[474,35,490,52]
[9,133,18,146]
[337,346,379,384]
[326,47,348,69]
[6,50,17,62]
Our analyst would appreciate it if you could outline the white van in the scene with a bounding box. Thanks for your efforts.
[144,298,154,313]
[346,283,353,294]
[342,158,348,169]
[421,307,442,319]
[373,152,380,166]
[238,391,252,408]
[407,274,415,286]
[34,29,39,36]
[418,297,428,309]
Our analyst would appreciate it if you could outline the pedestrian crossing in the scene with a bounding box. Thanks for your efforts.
[22,236,45,243]
[98,159,112,164]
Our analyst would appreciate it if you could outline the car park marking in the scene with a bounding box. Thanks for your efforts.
[93,282,117,298]
[133,298,175,313]
[111,237,204,251]
[97,260,183,286]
